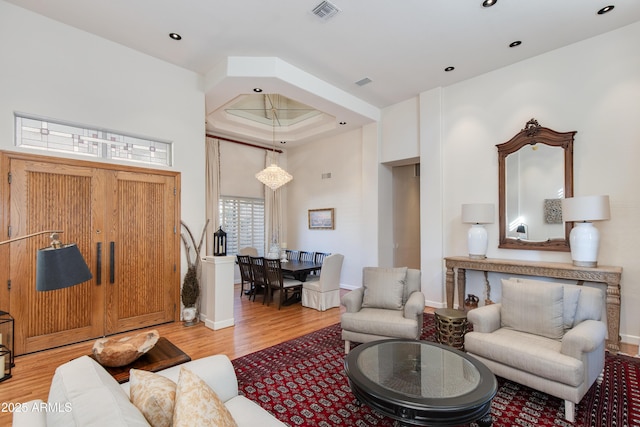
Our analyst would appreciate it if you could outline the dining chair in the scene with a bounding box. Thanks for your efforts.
[299,251,314,262]
[264,258,303,309]
[311,252,331,275]
[238,246,258,256]
[236,254,254,298]
[236,255,253,298]
[248,256,268,303]
[302,253,343,311]
[285,249,299,261]
[314,252,330,264]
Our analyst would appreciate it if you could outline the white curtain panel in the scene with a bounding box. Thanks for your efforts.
[205,137,221,256]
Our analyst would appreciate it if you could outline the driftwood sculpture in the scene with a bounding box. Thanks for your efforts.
[180,220,209,325]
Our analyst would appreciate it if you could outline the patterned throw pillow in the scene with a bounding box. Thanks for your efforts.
[173,366,238,427]
[129,369,176,427]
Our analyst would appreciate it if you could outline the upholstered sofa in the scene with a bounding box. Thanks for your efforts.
[341,267,424,354]
[12,354,285,427]
[465,278,606,423]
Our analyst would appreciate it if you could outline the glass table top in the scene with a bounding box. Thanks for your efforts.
[356,341,481,399]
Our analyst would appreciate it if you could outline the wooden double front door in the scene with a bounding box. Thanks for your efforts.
[1,151,180,355]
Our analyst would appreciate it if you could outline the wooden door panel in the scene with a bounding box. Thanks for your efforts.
[105,171,177,333]
[9,160,104,355]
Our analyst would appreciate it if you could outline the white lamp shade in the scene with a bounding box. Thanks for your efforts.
[561,195,610,222]
[462,204,495,224]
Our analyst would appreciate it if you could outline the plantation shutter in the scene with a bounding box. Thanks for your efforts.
[219,196,265,256]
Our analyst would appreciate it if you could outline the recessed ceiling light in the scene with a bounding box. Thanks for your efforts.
[280,141,287,144]
[169,33,182,41]
[253,88,263,93]
[339,121,347,125]
[444,66,455,72]
[509,41,522,48]
[597,5,614,15]
[482,0,497,7]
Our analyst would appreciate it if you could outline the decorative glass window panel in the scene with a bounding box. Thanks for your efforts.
[15,113,172,167]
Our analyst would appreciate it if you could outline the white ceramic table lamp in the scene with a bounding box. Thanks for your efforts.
[462,203,495,259]
[561,195,610,267]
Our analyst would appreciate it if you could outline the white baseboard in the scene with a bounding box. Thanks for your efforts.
[204,317,235,331]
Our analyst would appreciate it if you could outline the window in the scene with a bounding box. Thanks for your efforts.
[15,113,172,167]
[219,196,264,256]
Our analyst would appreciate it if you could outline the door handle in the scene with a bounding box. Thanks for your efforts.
[109,242,115,284]
[96,242,102,285]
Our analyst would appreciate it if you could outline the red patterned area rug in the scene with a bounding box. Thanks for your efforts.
[232,315,640,426]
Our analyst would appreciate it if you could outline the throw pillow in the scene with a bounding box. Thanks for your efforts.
[500,278,565,340]
[361,267,407,310]
[173,366,238,427]
[509,278,581,330]
[130,369,176,427]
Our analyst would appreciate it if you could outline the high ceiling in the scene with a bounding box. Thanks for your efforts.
[6,0,640,146]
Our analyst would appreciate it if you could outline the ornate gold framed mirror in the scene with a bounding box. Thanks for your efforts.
[497,119,575,251]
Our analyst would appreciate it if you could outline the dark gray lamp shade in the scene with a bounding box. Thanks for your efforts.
[36,244,92,291]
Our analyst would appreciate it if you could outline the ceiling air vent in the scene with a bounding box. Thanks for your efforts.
[355,77,372,86]
[312,1,341,20]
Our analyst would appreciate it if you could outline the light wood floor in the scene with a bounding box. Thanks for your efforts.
[0,285,635,425]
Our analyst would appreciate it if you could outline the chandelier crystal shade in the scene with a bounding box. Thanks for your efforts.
[255,95,293,191]
[256,164,293,190]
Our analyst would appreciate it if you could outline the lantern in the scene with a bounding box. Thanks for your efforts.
[213,227,227,256]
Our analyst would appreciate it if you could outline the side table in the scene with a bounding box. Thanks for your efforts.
[434,308,468,351]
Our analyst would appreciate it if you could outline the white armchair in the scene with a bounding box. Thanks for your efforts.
[341,267,424,354]
[465,278,606,423]
[301,253,344,311]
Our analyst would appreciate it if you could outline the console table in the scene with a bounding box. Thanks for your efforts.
[444,256,623,353]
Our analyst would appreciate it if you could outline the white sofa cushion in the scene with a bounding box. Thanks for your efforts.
[500,278,565,340]
[341,307,419,338]
[465,328,584,387]
[47,355,149,426]
[361,267,407,310]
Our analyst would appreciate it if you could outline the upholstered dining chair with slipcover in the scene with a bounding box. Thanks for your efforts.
[340,267,424,354]
[311,251,331,275]
[238,247,258,256]
[301,253,344,311]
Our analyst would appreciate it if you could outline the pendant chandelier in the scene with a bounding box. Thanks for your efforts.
[255,96,293,190]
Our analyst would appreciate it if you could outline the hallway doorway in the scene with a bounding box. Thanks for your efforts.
[392,163,420,268]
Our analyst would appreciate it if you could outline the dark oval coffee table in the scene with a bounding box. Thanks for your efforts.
[344,339,497,426]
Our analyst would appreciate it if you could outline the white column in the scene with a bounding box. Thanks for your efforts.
[201,255,236,330]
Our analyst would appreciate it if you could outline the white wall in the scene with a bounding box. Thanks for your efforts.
[406,22,639,343]
[286,127,377,288]
[0,2,206,275]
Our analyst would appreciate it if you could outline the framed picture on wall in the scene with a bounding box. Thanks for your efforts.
[308,208,334,230]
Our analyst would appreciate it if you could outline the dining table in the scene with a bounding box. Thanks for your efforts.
[279,259,323,282]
